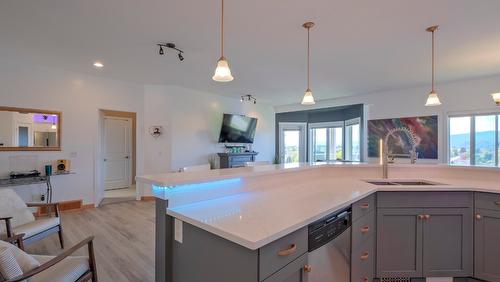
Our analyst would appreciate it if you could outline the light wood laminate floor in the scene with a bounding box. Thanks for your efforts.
[25,200,155,282]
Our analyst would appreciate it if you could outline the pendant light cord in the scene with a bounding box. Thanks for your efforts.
[431,29,435,93]
[307,27,310,89]
[221,0,224,58]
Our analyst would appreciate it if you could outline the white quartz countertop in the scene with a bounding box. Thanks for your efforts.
[165,168,500,250]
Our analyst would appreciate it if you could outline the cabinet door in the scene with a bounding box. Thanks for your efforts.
[263,253,308,282]
[475,209,500,282]
[422,208,473,277]
[377,208,423,278]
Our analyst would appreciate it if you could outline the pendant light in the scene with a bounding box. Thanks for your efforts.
[491,93,500,106]
[425,25,442,106]
[301,22,316,105]
[212,0,234,82]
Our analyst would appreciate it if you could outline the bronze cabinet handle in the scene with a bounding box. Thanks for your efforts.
[304,264,312,273]
[495,201,500,205]
[476,214,482,220]
[363,277,369,282]
[361,226,370,233]
[424,214,430,220]
[361,203,370,210]
[418,214,425,220]
[360,252,369,260]
[277,244,297,257]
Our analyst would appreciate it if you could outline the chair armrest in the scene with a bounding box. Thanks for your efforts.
[0,233,25,250]
[6,236,95,282]
[0,216,13,237]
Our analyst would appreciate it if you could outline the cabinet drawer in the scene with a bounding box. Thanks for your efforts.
[353,194,376,222]
[476,192,500,211]
[259,227,308,281]
[352,236,375,282]
[378,191,473,208]
[352,210,375,248]
[262,253,308,282]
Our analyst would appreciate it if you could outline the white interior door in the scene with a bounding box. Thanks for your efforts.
[103,117,131,190]
[279,122,307,164]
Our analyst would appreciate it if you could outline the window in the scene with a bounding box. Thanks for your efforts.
[345,118,361,161]
[449,114,499,167]
[309,122,344,162]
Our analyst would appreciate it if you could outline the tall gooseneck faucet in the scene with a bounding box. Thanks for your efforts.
[381,127,419,179]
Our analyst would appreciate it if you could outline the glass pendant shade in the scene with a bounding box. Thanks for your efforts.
[301,89,315,105]
[492,93,500,106]
[425,92,442,106]
[51,123,57,130]
[212,57,234,82]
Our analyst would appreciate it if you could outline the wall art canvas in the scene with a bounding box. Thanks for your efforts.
[368,115,438,159]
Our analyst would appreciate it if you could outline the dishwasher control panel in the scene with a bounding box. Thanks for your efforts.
[308,206,352,252]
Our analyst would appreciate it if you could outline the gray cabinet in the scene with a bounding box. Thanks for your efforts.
[422,208,472,277]
[377,208,423,278]
[218,152,258,168]
[376,192,473,279]
[352,194,376,282]
[475,192,500,282]
[263,253,309,282]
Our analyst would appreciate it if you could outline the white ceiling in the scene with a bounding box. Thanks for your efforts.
[1,0,500,105]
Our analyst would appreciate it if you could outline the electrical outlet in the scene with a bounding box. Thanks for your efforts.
[40,194,45,202]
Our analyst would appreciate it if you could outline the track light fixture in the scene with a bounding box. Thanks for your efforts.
[157,43,184,61]
[240,95,257,104]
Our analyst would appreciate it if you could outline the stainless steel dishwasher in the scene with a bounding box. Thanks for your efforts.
[307,207,352,282]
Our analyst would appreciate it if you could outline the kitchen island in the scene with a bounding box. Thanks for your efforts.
[136,163,500,282]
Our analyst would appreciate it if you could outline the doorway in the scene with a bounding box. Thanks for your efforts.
[278,122,307,164]
[97,110,137,206]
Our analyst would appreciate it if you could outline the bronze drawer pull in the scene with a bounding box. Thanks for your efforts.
[277,244,297,256]
[418,214,425,220]
[360,252,369,260]
[495,201,500,205]
[424,214,430,220]
[363,277,369,282]
[476,214,482,220]
[304,264,312,273]
[361,203,370,210]
[361,226,370,233]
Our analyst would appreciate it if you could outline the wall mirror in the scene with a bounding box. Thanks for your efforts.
[0,107,61,151]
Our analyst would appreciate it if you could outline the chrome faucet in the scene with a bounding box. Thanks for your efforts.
[381,127,418,179]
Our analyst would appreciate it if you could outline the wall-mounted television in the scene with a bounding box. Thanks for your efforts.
[218,114,258,144]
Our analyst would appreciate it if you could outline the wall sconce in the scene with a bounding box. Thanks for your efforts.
[149,126,163,138]
[240,95,257,104]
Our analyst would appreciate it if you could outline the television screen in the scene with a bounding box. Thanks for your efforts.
[218,114,258,144]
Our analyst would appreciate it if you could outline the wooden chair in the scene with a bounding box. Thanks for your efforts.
[0,189,64,248]
[0,234,97,282]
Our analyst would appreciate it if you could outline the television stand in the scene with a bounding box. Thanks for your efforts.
[217,152,258,169]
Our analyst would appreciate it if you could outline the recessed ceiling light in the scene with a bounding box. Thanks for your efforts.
[93,61,104,68]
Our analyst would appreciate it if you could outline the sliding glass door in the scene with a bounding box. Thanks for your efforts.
[309,122,344,162]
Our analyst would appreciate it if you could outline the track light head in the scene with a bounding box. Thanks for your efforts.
[178,52,184,61]
[158,46,164,55]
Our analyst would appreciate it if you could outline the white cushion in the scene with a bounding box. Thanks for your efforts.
[14,217,60,238]
[0,247,23,280]
[0,189,35,235]
[0,240,40,273]
[31,255,90,282]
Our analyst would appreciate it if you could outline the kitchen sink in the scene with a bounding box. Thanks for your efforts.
[365,180,438,186]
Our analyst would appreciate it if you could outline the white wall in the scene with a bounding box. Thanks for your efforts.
[275,75,500,163]
[0,60,276,204]
[0,60,145,204]
[143,85,276,172]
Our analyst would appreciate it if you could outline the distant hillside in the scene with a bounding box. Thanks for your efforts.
[451,131,496,148]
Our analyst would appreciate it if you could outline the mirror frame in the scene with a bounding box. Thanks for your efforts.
[0,106,62,151]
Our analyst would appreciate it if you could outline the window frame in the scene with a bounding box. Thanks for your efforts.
[345,117,361,162]
[308,121,344,162]
[448,112,500,167]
